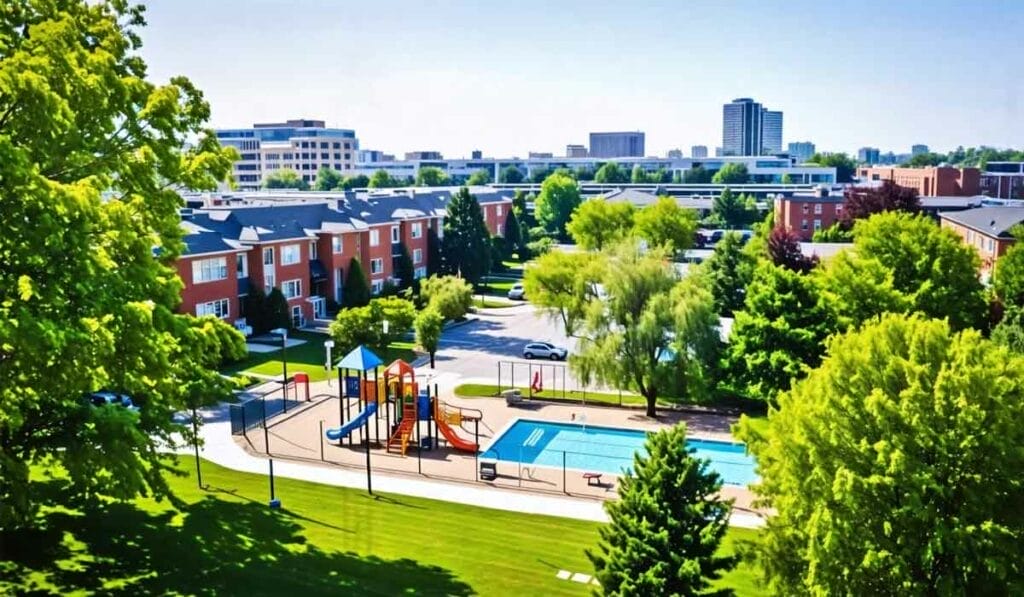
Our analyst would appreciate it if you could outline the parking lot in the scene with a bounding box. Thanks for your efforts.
[426,304,583,390]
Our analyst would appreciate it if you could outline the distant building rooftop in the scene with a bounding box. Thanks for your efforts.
[939,206,1024,238]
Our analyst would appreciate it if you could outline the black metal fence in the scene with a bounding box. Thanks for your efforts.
[229,386,305,435]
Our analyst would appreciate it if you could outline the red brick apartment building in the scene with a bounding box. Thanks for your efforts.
[856,166,980,197]
[774,190,845,240]
[178,189,511,330]
[939,206,1024,269]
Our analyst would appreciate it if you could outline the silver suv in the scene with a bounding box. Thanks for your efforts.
[523,342,567,361]
[507,283,525,300]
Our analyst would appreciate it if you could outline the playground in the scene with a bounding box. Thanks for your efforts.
[229,344,757,510]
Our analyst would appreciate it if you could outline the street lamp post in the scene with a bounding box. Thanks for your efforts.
[271,327,289,404]
[324,339,335,387]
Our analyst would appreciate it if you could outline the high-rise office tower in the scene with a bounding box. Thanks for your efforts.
[787,141,816,162]
[911,144,929,156]
[691,145,708,158]
[722,98,784,156]
[858,147,881,165]
[762,110,783,154]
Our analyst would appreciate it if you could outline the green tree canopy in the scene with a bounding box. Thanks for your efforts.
[700,231,753,316]
[503,209,524,258]
[993,238,1024,306]
[393,243,415,289]
[340,173,370,190]
[498,165,524,184]
[903,151,945,167]
[0,0,246,527]
[711,163,749,184]
[588,424,735,595]
[534,172,581,239]
[565,199,635,250]
[992,304,1024,354]
[328,296,415,352]
[807,152,857,183]
[342,258,371,308]
[414,308,444,368]
[594,162,629,184]
[726,261,834,401]
[441,188,491,286]
[528,243,719,416]
[711,187,758,229]
[313,167,343,191]
[465,169,492,186]
[683,165,713,184]
[265,288,291,330]
[416,166,449,187]
[368,169,401,189]
[742,315,1024,594]
[630,164,649,184]
[820,212,986,331]
[632,197,697,253]
[419,275,473,321]
[263,169,309,190]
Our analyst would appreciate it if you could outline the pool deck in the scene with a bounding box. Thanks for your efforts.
[190,374,766,527]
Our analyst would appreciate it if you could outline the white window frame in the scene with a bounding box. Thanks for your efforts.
[814,219,822,231]
[497,224,504,237]
[497,205,503,217]
[369,229,380,247]
[192,257,228,284]
[411,222,423,239]
[281,279,302,299]
[413,248,422,264]
[370,258,384,275]
[236,253,248,279]
[371,279,384,295]
[196,298,230,319]
[332,235,342,253]
[264,272,275,293]
[280,244,301,265]
[391,226,399,243]
[309,242,318,260]
[813,203,822,215]
[414,267,427,280]
[801,219,809,231]
[262,247,274,265]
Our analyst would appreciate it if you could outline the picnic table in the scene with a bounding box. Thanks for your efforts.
[583,472,603,486]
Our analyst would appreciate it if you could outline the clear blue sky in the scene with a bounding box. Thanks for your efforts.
[140,0,1023,158]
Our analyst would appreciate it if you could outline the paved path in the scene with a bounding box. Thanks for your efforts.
[176,401,764,528]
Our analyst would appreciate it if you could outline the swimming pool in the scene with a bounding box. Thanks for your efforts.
[480,419,757,486]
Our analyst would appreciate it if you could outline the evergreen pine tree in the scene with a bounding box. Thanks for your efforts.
[243,287,270,334]
[588,424,735,595]
[394,242,415,289]
[442,187,491,286]
[427,227,443,276]
[266,287,291,330]
[342,257,371,308]
[504,209,523,259]
[702,231,752,317]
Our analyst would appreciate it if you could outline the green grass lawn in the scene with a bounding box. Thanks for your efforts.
[223,330,417,383]
[480,277,520,295]
[1,456,761,595]
[472,296,518,309]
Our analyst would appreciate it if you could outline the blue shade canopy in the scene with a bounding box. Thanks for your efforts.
[336,345,383,372]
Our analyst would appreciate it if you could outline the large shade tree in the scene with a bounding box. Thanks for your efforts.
[441,188,491,286]
[534,172,581,239]
[0,0,245,527]
[632,197,698,253]
[839,180,920,228]
[742,315,1024,594]
[565,199,635,250]
[263,169,309,190]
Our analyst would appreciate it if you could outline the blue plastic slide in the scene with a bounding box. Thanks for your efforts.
[324,401,378,441]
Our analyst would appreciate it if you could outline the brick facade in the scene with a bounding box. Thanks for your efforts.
[774,197,844,240]
[857,166,980,197]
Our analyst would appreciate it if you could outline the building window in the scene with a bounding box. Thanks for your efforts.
[280,244,300,265]
[413,249,422,264]
[836,204,843,213]
[196,298,230,319]
[814,203,822,214]
[320,142,328,149]
[814,219,822,230]
[332,235,342,253]
[414,267,427,279]
[282,279,302,299]
[411,222,423,239]
[333,142,341,149]
[371,279,384,294]
[264,272,275,293]
[370,258,384,275]
[309,242,318,260]
[497,205,503,217]
[192,257,228,283]
[497,224,504,236]
[801,219,808,231]
[263,247,274,265]
[236,254,248,278]
[369,230,380,247]
[391,226,399,243]
[802,203,809,214]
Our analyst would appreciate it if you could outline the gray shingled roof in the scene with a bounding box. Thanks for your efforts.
[940,206,1024,238]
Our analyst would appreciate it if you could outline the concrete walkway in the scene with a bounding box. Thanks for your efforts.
[176,402,765,529]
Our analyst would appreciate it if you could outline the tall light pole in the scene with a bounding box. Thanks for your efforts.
[324,339,335,387]
[272,327,289,403]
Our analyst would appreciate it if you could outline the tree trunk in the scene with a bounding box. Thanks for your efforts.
[645,391,657,418]
[429,352,435,368]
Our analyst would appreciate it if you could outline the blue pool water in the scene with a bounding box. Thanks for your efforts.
[480,419,757,486]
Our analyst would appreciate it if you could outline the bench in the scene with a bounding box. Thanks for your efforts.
[583,472,603,487]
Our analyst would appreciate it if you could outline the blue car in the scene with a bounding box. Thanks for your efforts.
[88,391,139,411]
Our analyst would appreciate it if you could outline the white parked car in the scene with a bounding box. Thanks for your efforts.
[507,283,526,300]
[523,342,568,361]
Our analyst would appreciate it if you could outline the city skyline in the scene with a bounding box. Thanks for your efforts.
[140,0,1023,158]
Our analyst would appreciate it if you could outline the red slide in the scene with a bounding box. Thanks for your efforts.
[436,417,478,452]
